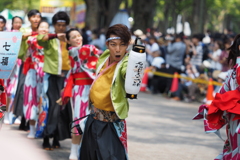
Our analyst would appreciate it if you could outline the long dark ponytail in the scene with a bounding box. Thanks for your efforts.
[228,34,240,67]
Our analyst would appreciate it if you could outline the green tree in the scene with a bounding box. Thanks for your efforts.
[0,0,39,13]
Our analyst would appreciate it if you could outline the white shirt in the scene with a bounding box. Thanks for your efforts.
[210,49,222,70]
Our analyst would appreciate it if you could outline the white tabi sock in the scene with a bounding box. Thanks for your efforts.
[69,143,79,160]
[27,125,36,138]
[14,117,21,124]
[4,112,9,124]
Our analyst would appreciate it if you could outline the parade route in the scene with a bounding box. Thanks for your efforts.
[0,92,223,160]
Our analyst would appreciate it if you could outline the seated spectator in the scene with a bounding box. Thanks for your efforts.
[146,36,160,65]
[181,64,202,102]
[208,40,223,71]
[151,56,165,69]
[151,63,168,94]
[219,39,231,71]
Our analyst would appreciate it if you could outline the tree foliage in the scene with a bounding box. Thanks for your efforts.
[145,0,240,34]
[2,0,240,34]
[0,0,39,13]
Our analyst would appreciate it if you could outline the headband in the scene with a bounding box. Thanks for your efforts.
[0,19,4,22]
[106,37,121,42]
[57,20,66,23]
[35,13,41,15]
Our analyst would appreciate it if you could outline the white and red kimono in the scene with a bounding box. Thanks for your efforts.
[194,64,240,160]
[62,45,99,134]
[23,35,44,121]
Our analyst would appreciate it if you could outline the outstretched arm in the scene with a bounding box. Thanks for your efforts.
[39,33,66,41]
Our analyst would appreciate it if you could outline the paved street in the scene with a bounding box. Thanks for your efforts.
[0,92,223,160]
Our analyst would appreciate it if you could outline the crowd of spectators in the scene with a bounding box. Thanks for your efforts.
[142,29,233,102]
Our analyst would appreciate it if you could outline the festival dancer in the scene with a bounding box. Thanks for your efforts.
[14,9,41,131]
[23,21,48,138]
[194,34,240,159]
[79,24,132,160]
[37,11,72,150]
[60,28,99,160]
[4,16,23,125]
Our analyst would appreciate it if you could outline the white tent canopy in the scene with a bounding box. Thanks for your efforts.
[110,10,130,28]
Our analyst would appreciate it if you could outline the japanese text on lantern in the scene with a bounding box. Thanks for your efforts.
[132,62,144,86]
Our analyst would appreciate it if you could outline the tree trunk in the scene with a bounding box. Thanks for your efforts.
[132,0,157,33]
[199,0,205,33]
[191,0,205,34]
[105,0,123,28]
[160,0,171,33]
[84,0,100,30]
[223,14,232,31]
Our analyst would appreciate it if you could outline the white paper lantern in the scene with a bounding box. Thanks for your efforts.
[125,38,146,99]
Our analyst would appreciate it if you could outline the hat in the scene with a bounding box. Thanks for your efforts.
[202,35,211,44]
[218,72,228,80]
[151,57,165,68]
[203,60,211,68]
[134,29,143,36]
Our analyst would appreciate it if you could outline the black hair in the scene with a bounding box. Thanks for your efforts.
[176,33,184,41]
[228,34,240,67]
[11,16,23,30]
[37,20,49,29]
[27,9,41,18]
[52,11,70,25]
[149,36,157,42]
[215,40,224,50]
[0,15,6,24]
[192,34,203,41]
[65,28,81,50]
[92,29,100,38]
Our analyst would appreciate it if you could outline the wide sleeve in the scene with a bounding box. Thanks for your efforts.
[79,45,99,79]
[219,69,232,94]
[18,28,28,60]
[37,34,49,49]
[61,57,74,105]
[120,54,129,80]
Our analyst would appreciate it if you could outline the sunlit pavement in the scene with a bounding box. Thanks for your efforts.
[0,92,223,160]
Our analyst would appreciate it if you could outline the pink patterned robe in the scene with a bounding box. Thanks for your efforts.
[5,59,22,112]
[23,36,44,121]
